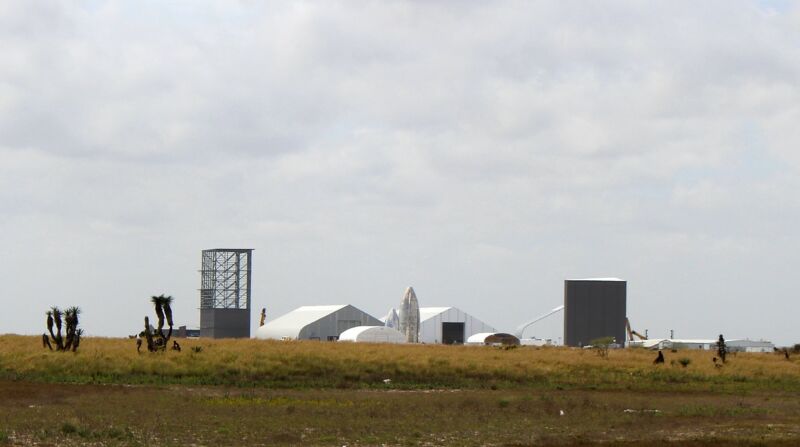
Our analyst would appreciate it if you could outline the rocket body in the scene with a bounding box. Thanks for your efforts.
[398,286,420,343]
[384,308,400,330]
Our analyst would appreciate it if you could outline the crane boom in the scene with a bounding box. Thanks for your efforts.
[625,317,647,342]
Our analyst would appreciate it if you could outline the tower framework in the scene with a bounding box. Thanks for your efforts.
[199,249,253,338]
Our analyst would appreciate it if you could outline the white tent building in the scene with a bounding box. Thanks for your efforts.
[466,332,520,346]
[419,307,496,344]
[256,305,382,341]
[338,326,406,344]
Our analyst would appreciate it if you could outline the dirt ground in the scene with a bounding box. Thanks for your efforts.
[1,380,800,446]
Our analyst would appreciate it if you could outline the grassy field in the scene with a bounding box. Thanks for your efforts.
[1,335,800,446]
[2,335,800,391]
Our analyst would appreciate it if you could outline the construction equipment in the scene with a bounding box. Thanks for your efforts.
[625,317,647,342]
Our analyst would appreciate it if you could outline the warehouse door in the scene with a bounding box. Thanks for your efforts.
[442,322,465,344]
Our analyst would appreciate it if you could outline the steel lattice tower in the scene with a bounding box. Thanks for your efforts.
[199,249,253,338]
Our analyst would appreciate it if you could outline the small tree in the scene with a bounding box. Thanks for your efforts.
[717,334,727,363]
[591,336,615,358]
[42,306,83,352]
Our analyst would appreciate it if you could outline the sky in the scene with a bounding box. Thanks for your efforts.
[2,1,799,345]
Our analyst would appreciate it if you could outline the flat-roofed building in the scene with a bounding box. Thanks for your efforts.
[564,278,626,347]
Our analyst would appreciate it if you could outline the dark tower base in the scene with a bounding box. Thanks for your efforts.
[200,308,250,338]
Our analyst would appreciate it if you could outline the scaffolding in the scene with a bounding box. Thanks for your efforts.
[200,249,252,310]
[199,249,253,338]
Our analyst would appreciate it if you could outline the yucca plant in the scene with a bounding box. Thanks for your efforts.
[63,306,81,351]
[42,306,82,352]
[139,295,177,353]
[151,295,166,338]
[51,307,64,350]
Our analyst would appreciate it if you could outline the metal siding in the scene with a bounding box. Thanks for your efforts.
[297,305,382,340]
[564,280,626,347]
[200,308,250,338]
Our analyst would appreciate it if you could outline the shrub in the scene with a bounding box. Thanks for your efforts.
[678,358,691,368]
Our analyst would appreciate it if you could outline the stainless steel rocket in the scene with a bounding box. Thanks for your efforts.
[398,286,420,343]
[384,308,400,330]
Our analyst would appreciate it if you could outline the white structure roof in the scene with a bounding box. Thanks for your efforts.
[420,307,453,322]
[466,332,522,345]
[419,306,496,344]
[256,305,348,340]
[338,326,405,343]
[567,277,625,281]
[466,333,499,344]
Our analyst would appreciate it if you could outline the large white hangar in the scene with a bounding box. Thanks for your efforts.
[256,305,382,341]
[419,307,496,344]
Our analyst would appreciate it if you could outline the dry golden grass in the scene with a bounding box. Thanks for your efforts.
[1,335,799,391]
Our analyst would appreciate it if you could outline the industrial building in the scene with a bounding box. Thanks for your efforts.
[199,249,253,338]
[630,338,774,352]
[564,278,626,347]
[419,307,496,344]
[338,326,406,343]
[255,305,383,341]
[728,339,775,353]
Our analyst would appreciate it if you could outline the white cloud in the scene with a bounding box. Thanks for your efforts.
[1,1,799,344]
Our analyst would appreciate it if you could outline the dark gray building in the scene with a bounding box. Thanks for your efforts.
[200,249,253,338]
[564,278,626,347]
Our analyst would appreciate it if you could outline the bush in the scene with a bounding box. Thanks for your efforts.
[678,358,691,368]
[590,337,615,359]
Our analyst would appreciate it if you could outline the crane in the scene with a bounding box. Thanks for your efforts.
[625,317,647,342]
[514,305,565,339]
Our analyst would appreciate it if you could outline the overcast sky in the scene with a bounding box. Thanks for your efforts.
[2,1,799,345]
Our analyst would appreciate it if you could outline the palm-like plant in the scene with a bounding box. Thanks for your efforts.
[162,295,174,339]
[43,305,82,352]
[63,307,81,351]
[151,295,166,338]
[46,311,55,340]
[51,307,64,350]
[67,306,80,327]
[63,308,74,350]
[139,294,177,352]
[143,316,155,352]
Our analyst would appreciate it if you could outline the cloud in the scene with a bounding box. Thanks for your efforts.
[1,1,799,344]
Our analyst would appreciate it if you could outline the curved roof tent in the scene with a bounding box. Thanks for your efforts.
[338,326,406,343]
[466,332,521,346]
[256,304,382,340]
[419,307,496,344]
